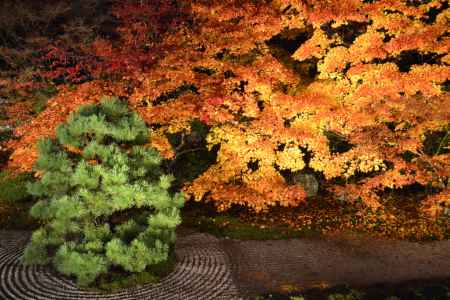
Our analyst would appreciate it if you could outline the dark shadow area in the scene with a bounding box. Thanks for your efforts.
[421,1,449,24]
[395,50,445,72]
[166,119,219,190]
[372,50,445,72]
[151,84,198,106]
[192,66,216,76]
[405,0,432,7]
[266,26,319,82]
[422,126,450,155]
[266,27,314,55]
[320,21,369,46]
[324,131,354,154]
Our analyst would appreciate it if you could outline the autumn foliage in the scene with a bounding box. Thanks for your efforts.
[5,0,450,216]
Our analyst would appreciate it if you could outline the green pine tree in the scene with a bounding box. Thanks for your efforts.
[22,96,185,286]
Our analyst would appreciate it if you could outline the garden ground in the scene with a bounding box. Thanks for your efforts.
[1,173,450,299]
[1,227,450,299]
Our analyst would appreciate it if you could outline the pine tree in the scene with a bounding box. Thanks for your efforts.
[22,96,185,286]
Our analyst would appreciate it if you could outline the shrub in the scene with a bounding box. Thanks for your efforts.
[0,171,33,203]
[22,96,185,286]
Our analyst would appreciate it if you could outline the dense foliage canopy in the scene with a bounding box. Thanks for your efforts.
[3,0,449,218]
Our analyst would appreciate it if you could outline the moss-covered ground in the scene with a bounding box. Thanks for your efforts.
[255,278,450,300]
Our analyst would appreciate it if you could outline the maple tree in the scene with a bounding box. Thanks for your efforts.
[5,0,450,217]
